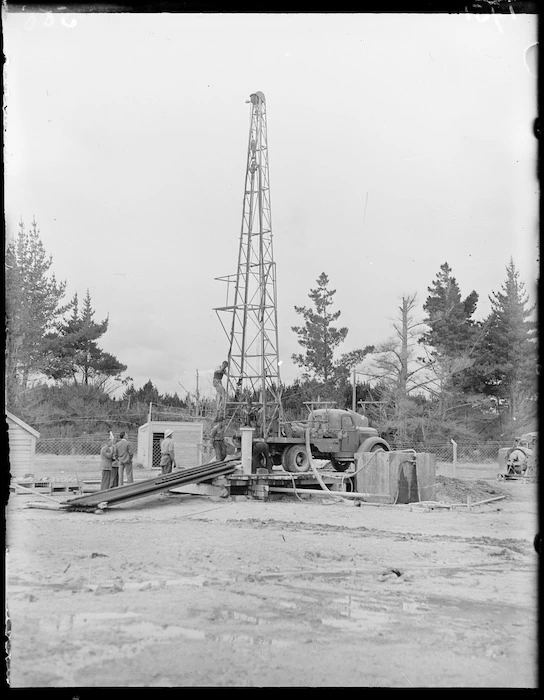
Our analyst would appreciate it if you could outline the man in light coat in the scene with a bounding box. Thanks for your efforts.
[160,429,177,475]
[213,360,228,411]
[100,435,116,490]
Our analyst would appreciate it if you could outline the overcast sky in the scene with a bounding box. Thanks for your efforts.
[3,11,538,399]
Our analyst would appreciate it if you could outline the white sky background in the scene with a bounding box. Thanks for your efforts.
[3,11,539,399]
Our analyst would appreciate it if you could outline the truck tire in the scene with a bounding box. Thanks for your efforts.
[331,458,351,472]
[282,445,310,473]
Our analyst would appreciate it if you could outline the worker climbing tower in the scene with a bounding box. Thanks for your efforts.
[214,91,283,438]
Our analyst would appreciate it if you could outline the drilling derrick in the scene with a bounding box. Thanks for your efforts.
[214,91,283,438]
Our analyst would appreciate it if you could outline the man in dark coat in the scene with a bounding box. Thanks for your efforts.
[116,431,134,485]
[210,418,227,462]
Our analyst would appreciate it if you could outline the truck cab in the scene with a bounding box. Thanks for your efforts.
[308,408,389,470]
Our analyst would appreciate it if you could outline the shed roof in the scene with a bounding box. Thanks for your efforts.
[6,411,40,439]
[138,420,201,430]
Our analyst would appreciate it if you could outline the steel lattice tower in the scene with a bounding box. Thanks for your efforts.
[214,91,283,438]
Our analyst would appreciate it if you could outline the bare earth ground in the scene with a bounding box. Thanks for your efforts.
[5,459,539,688]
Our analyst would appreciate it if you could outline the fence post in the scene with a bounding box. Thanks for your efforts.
[451,438,457,477]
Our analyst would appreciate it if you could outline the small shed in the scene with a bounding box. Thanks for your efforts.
[137,421,204,469]
[6,411,41,479]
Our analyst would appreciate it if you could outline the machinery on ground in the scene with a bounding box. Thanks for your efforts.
[214,92,390,473]
[498,431,538,480]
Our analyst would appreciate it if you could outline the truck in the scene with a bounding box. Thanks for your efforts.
[247,405,391,473]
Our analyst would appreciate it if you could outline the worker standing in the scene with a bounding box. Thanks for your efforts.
[213,360,228,412]
[252,441,273,473]
[99,434,116,490]
[160,429,177,475]
[116,431,134,485]
[210,417,227,462]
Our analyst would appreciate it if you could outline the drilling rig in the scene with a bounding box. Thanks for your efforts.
[214,92,390,473]
[214,92,284,439]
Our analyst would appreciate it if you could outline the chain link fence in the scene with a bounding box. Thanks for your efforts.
[35,433,217,465]
[35,434,511,465]
[391,441,513,464]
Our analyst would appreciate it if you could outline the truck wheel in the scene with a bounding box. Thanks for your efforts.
[331,458,350,472]
[282,445,310,473]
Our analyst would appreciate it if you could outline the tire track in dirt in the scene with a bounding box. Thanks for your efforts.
[218,517,536,553]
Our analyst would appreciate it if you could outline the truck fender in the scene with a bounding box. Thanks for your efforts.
[356,437,390,454]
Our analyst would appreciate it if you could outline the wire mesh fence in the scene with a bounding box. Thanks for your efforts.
[34,434,512,465]
[391,441,513,464]
[34,434,218,465]
[35,435,136,456]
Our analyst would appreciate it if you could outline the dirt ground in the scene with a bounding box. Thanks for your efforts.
[5,460,539,688]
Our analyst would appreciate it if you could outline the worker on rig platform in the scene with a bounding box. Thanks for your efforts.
[213,360,228,412]
[252,441,273,473]
[210,417,227,462]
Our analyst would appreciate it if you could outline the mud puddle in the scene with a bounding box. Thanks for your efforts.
[37,611,294,650]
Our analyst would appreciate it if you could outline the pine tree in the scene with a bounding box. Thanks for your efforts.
[135,380,161,405]
[43,289,127,386]
[420,262,483,396]
[5,219,69,406]
[291,273,348,383]
[421,262,480,358]
[480,259,537,422]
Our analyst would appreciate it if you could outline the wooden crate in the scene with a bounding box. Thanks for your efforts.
[15,480,52,495]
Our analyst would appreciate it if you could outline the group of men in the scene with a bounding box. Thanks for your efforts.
[100,428,178,490]
[99,431,135,490]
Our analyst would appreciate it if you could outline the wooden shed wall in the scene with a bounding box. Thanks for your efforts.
[137,422,204,469]
[7,419,37,478]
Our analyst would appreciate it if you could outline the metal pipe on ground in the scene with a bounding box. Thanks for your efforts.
[268,487,392,501]
[451,495,506,508]
[60,459,240,510]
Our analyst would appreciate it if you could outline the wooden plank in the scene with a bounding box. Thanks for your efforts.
[169,482,227,498]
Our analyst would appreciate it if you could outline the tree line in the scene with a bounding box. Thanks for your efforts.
[5,220,537,443]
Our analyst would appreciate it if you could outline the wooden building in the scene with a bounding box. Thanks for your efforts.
[137,421,204,469]
[6,411,40,479]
